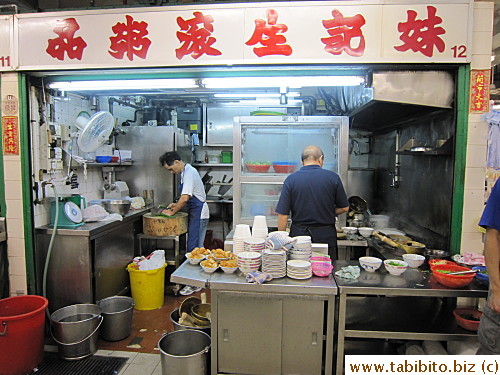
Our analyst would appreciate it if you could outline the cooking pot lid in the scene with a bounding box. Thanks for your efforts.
[348,196,367,212]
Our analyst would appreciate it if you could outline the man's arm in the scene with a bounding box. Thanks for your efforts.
[335,206,349,216]
[277,214,289,232]
[485,227,500,312]
[163,194,190,215]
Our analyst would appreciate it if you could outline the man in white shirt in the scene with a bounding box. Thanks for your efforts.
[160,151,209,295]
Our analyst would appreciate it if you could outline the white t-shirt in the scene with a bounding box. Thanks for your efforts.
[181,163,209,219]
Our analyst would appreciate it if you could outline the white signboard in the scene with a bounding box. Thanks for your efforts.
[0,16,14,71]
[15,1,472,70]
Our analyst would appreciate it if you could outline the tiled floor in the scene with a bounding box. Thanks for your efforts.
[44,287,210,375]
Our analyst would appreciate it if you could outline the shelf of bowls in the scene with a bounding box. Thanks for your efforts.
[185,215,333,279]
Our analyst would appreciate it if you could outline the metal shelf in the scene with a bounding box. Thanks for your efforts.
[193,163,233,167]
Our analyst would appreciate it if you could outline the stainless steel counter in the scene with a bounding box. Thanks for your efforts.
[334,260,488,297]
[35,207,150,237]
[171,259,338,295]
[334,260,488,373]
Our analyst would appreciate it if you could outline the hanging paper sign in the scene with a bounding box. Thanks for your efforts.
[2,116,19,155]
[469,69,490,114]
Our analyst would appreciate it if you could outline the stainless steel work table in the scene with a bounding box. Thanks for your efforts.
[35,207,150,312]
[171,261,338,375]
[334,260,488,374]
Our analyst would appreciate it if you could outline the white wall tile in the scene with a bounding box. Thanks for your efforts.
[7,218,24,238]
[467,120,488,145]
[464,167,486,190]
[6,199,23,219]
[460,232,484,254]
[461,209,484,233]
[472,31,493,55]
[8,256,26,275]
[471,54,493,70]
[473,3,494,32]
[9,275,27,296]
[465,144,487,167]
[7,238,25,257]
[4,160,21,181]
[463,188,486,211]
[4,180,23,201]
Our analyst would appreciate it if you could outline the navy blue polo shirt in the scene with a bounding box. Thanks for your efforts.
[479,179,500,231]
[275,165,349,226]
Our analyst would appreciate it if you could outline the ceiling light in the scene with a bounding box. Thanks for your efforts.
[202,76,364,89]
[48,79,199,91]
[213,92,301,98]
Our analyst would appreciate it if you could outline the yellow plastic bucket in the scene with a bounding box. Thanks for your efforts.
[127,263,167,310]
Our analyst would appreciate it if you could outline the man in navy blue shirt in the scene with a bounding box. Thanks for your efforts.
[276,145,349,259]
[477,179,500,354]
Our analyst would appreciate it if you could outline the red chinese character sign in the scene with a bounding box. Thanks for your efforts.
[395,6,445,58]
[14,2,475,69]
[46,18,87,61]
[321,9,366,57]
[2,116,19,155]
[176,11,221,59]
[109,15,151,61]
[469,70,490,114]
[246,9,292,57]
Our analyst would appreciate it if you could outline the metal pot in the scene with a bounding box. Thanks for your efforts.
[103,200,131,215]
[170,308,210,333]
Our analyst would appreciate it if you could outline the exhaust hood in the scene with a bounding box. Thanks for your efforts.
[349,71,454,131]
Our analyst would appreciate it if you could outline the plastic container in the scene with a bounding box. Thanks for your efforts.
[50,303,102,360]
[96,156,112,163]
[221,151,232,163]
[158,330,211,375]
[97,296,135,341]
[272,162,297,173]
[0,295,48,375]
[127,263,167,310]
[473,266,489,286]
[453,307,482,331]
[431,264,475,288]
[312,262,334,277]
[245,164,270,173]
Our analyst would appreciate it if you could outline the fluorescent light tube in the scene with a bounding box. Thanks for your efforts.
[49,79,198,91]
[213,92,301,98]
[203,76,364,89]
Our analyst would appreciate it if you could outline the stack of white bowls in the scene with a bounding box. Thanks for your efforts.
[251,215,268,239]
[237,251,262,273]
[262,248,287,278]
[244,238,266,253]
[286,260,312,279]
[289,236,312,261]
[233,224,251,254]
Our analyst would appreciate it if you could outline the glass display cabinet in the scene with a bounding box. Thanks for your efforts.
[233,116,349,227]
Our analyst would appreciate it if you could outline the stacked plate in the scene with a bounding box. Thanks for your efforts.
[287,260,312,280]
[244,238,266,253]
[289,236,312,261]
[262,249,287,278]
[237,251,262,273]
[251,215,268,239]
[233,224,252,254]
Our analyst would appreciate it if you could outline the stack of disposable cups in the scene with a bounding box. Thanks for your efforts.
[233,224,251,254]
[251,215,268,239]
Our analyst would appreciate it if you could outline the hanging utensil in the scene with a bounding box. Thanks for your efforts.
[447,269,478,276]
[218,178,233,196]
[201,168,213,184]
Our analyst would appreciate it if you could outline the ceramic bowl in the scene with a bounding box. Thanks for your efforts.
[358,227,374,238]
[201,265,218,273]
[220,266,238,274]
[342,226,358,235]
[185,253,205,265]
[383,259,408,275]
[359,256,383,272]
[402,253,425,268]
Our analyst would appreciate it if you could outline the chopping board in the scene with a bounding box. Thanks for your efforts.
[143,212,188,236]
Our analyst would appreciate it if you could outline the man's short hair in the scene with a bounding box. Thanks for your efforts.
[159,151,182,166]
